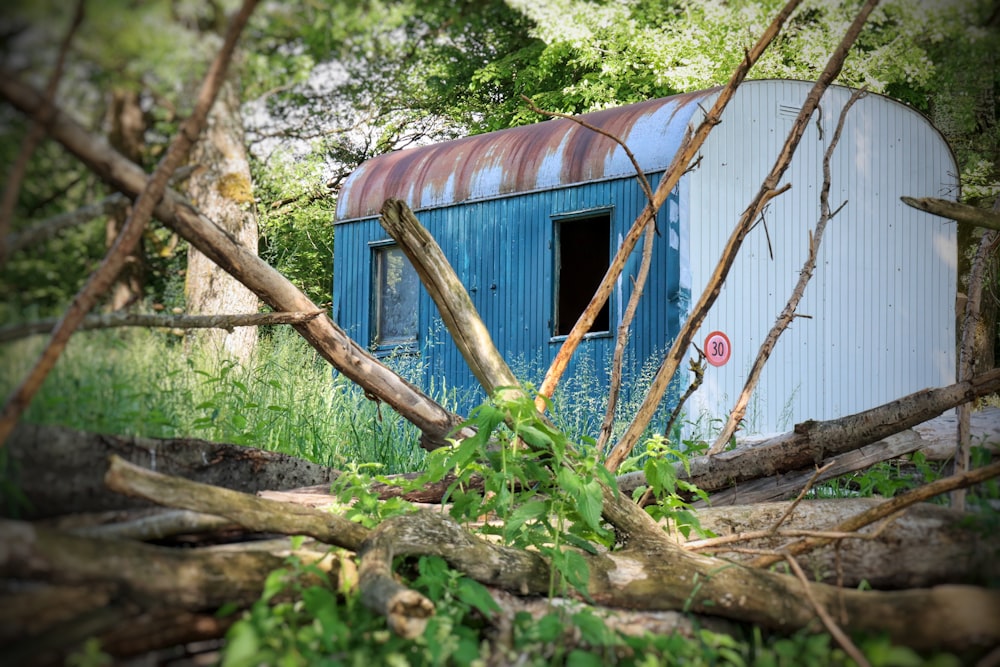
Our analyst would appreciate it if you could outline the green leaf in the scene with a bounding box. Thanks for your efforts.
[558,549,590,596]
[571,610,619,647]
[517,423,553,448]
[221,619,260,667]
[567,649,606,667]
[261,568,287,602]
[575,478,604,532]
[456,578,501,616]
[506,499,549,534]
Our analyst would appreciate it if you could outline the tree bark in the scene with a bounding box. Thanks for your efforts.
[104,87,147,311]
[901,195,1000,232]
[93,460,1000,653]
[687,499,1000,588]
[616,368,1000,500]
[1,422,340,519]
[183,78,260,363]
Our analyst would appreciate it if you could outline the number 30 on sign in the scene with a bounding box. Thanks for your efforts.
[704,331,731,367]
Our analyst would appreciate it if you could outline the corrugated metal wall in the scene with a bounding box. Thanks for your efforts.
[333,176,683,418]
[685,80,958,433]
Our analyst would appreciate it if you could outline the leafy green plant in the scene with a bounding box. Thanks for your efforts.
[418,389,618,598]
[624,434,713,539]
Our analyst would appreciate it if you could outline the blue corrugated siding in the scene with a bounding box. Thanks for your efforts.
[332,175,683,419]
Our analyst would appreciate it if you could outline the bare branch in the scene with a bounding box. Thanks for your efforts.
[0,0,260,447]
[0,310,323,343]
[782,553,871,667]
[0,0,85,264]
[536,0,806,414]
[750,458,1000,569]
[606,0,882,472]
[4,194,128,255]
[900,195,1000,231]
[709,87,868,453]
[770,461,836,531]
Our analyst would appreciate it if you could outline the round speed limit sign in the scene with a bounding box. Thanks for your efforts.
[704,331,731,367]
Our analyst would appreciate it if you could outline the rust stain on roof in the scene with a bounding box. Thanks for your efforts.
[336,87,721,222]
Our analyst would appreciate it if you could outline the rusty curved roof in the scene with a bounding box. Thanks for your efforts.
[335,87,721,222]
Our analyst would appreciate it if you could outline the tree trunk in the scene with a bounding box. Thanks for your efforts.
[183,78,259,362]
[687,499,1000,589]
[1,422,339,519]
[104,87,146,310]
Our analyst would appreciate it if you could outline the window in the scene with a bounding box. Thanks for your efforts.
[372,243,418,351]
[554,213,611,337]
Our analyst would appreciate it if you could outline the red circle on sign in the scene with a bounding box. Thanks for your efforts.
[704,331,731,367]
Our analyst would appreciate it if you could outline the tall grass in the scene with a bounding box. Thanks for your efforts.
[0,327,434,473]
[0,324,711,473]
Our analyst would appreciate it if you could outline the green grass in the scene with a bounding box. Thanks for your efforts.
[0,326,434,473]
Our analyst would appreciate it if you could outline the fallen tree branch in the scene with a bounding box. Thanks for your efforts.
[689,498,998,588]
[104,455,370,551]
[0,310,323,343]
[0,76,467,450]
[618,367,1000,500]
[97,455,1000,651]
[901,195,1000,231]
[750,458,1000,569]
[0,518,333,609]
[698,429,925,506]
[3,422,343,519]
[0,0,260,447]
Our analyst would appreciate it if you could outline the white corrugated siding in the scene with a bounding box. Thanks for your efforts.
[685,80,958,434]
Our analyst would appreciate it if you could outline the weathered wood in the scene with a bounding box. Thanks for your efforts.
[2,422,341,519]
[687,499,1000,588]
[901,195,1000,231]
[617,373,1000,502]
[751,458,1000,569]
[105,460,1000,652]
[0,310,323,343]
[379,199,522,401]
[0,72,467,450]
[104,455,370,550]
[699,429,927,506]
[0,518,334,608]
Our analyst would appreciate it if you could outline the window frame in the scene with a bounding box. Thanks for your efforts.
[551,208,614,341]
[369,240,420,356]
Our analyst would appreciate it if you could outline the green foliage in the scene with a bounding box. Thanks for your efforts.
[624,434,713,539]
[419,389,618,598]
[0,327,428,472]
[253,153,336,306]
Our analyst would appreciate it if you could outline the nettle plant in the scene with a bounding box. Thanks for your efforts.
[221,389,716,665]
